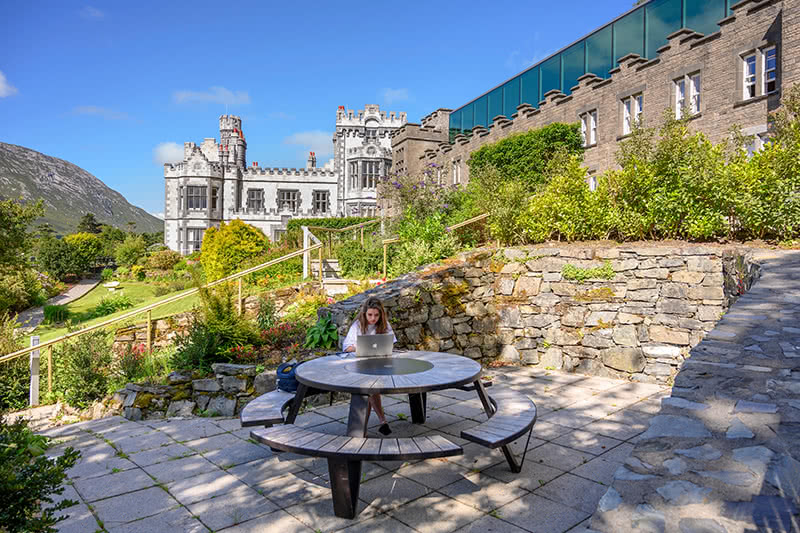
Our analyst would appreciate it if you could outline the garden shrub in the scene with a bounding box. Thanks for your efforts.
[63,232,103,274]
[37,237,81,281]
[114,234,146,268]
[0,313,28,412]
[305,314,338,349]
[337,238,384,278]
[0,268,46,314]
[100,267,114,281]
[88,293,133,319]
[112,343,146,384]
[131,265,146,281]
[170,319,226,372]
[146,249,182,271]
[51,331,113,408]
[388,232,459,278]
[43,304,69,324]
[256,297,278,331]
[0,417,80,533]
[467,122,583,192]
[201,219,269,281]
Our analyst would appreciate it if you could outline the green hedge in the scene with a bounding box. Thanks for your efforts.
[286,217,377,231]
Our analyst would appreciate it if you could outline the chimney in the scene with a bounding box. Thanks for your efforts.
[306,151,317,169]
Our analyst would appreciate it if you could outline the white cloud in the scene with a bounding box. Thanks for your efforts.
[283,130,333,158]
[150,212,164,220]
[173,86,250,106]
[153,142,184,165]
[72,105,130,120]
[0,71,18,98]
[80,6,104,19]
[382,88,409,104]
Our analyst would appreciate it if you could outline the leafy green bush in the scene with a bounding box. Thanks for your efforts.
[43,305,69,324]
[131,265,146,281]
[100,267,114,281]
[63,232,103,274]
[468,122,583,192]
[88,293,133,319]
[201,219,269,281]
[0,268,46,314]
[112,343,146,384]
[114,234,146,268]
[37,238,81,281]
[0,417,80,533]
[388,232,459,278]
[305,314,338,349]
[562,261,615,283]
[256,298,278,331]
[146,249,182,271]
[0,313,28,412]
[51,331,113,408]
[337,239,385,278]
[170,319,226,372]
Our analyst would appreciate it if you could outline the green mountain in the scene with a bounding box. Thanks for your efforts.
[0,142,162,235]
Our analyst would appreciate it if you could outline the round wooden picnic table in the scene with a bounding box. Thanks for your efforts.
[289,351,485,437]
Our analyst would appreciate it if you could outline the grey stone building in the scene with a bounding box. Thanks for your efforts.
[392,0,798,186]
[164,105,406,254]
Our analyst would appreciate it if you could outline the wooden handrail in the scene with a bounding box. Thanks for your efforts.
[381,213,489,278]
[0,243,323,365]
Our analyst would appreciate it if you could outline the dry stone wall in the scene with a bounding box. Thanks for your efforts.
[324,245,759,383]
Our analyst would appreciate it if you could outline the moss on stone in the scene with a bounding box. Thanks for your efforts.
[574,287,616,301]
[133,393,155,409]
[440,282,470,313]
[171,389,192,402]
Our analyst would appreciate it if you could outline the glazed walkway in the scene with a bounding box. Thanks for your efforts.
[43,368,667,533]
[590,250,800,533]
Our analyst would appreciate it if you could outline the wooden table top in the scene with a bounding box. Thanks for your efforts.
[295,351,482,395]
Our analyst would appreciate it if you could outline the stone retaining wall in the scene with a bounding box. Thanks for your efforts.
[323,245,759,383]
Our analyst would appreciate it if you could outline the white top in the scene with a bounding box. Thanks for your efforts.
[342,321,397,351]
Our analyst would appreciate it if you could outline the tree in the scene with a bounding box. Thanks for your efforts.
[76,212,101,234]
[37,238,80,281]
[63,233,103,274]
[0,198,43,272]
[200,220,269,281]
[114,234,146,268]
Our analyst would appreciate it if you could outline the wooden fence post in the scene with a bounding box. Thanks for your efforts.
[29,336,40,407]
[238,278,243,315]
[146,310,152,353]
[383,243,388,279]
[318,246,323,282]
[47,346,52,394]
[360,227,364,245]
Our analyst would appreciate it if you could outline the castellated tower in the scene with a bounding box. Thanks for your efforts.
[219,115,246,168]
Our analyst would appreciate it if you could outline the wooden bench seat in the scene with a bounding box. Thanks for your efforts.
[461,388,537,473]
[240,389,297,428]
[251,425,462,518]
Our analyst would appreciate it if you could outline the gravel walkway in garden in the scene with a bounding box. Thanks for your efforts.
[40,367,667,533]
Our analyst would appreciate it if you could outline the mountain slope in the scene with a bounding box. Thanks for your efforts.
[0,142,162,235]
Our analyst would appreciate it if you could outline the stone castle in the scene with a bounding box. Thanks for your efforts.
[164,105,406,254]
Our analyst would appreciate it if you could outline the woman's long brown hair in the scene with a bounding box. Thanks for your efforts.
[356,297,389,334]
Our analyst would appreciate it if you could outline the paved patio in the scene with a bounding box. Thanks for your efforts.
[42,366,668,533]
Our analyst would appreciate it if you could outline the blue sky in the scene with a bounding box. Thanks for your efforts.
[0,1,636,216]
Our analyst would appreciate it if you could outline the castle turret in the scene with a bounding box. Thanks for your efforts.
[306,151,317,169]
[219,115,246,168]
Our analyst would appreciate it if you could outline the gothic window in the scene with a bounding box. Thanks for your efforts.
[349,161,358,189]
[313,191,329,214]
[247,189,264,210]
[187,186,207,209]
[278,190,299,212]
[211,187,219,210]
[187,228,204,252]
[361,161,378,189]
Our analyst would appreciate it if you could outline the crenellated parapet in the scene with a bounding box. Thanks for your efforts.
[335,104,407,128]
[241,166,338,180]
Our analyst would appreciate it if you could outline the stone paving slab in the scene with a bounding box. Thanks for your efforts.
[38,363,672,532]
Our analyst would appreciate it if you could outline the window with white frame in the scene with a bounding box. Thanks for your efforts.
[247,188,264,210]
[186,228,204,252]
[349,161,358,189]
[186,186,207,209]
[278,190,298,212]
[622,94,643,135]
[361,161,379,189]
[743,53,757,99]
[587,174,598,192]
[764,47,777,94]
[674,73,701,117]
[580,110,597,147]
[313,191,329,214]
[452,159,461,185]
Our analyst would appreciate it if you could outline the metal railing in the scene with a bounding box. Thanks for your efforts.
[381,212,490,278]
[1,243,324,370]
[306,219,381,258]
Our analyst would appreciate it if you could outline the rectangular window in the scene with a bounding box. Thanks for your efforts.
[361,161,378,189]
[313,191,329,214]
[186,228,204,252]
[744,53,756,99]
[349,161,358,189]
[211,187,219,210]
[247,189,264,210]
[622,94,642,135]
[187,186,207,209]
[278,190,298,212]
[764,47,777,94]
[690,73,701,114]
[674,73,701,117]
[452,159,461,185]
[366,128,377,139]
[675,79,686,118]
[580,110,597,147]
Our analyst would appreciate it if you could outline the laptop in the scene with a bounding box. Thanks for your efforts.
[356,334,394,357]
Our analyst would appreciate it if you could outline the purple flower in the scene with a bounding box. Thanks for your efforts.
[412,185,417,190]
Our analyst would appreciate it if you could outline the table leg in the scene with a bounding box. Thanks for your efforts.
[284,383,308,425]
[328,458,362,518]
[347,394,370,437]
[408,392,427,424]
[473,380,495,416]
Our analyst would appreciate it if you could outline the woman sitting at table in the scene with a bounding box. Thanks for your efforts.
[342,297,396,436]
